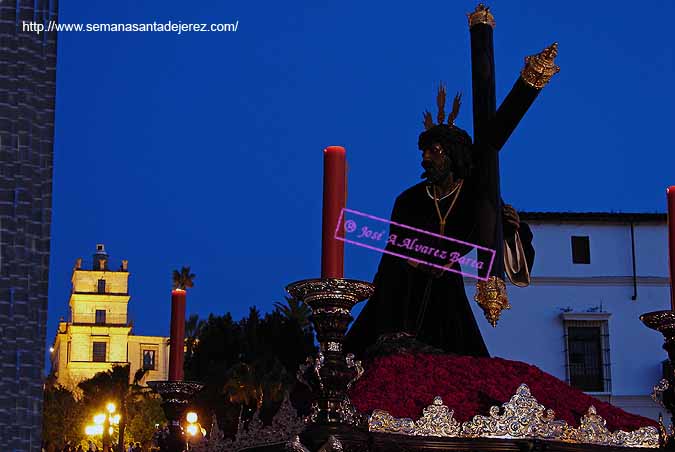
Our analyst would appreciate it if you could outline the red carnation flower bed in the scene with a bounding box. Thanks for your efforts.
[349,353,657,432]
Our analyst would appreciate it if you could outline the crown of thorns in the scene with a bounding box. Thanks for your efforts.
[423,83,462,130]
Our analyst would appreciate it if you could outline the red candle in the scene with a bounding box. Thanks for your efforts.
[321,146,346,278]
[168,289,186,381]
[668,187,675,310]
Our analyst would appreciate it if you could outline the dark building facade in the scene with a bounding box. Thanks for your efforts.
[0,1,58,451]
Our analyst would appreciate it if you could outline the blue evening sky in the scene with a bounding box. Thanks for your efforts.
[46,0,675,358]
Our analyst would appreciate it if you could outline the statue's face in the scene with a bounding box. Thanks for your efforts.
[421,142,452,184]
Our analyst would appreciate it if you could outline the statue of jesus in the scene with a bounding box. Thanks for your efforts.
[344,88,535,358]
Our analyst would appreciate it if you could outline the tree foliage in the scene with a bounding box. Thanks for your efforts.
[172,266,195,290]
[185,304,316,436]
[125,393,165,446]
[273,296,311,331]
[42,384,86,450]
[43,365,164,450]
[76,364,163,449]
[185,313,205,359]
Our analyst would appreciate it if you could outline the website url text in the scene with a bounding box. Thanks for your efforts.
[22,20,239,35]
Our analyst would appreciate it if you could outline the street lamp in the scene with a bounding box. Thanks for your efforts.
[186,412,198,424]
[85,425,103,436]
[85,402,120,452]
[185,411,205,451]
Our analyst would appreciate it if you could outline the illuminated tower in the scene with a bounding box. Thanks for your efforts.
[50,245,169,391]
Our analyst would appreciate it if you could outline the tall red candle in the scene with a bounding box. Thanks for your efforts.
[668,187,675,310]
[168,289,186,381]
[321,146,346,278]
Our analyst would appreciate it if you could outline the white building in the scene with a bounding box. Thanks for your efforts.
[466,212,670,420]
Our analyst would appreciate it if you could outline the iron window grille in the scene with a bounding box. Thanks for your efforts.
[563,318,611,393]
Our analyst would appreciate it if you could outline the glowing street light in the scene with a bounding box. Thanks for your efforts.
[186,412,198,424]
[85,425,103,435]
[87,403,121,448]
[185,410,203,450]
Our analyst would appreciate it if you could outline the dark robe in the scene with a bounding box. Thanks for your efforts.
[344,177,534,358]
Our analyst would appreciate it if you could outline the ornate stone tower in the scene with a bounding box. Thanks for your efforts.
[51,245,132,386]
[51,245,169,391]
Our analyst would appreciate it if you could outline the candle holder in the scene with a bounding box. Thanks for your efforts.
[148,380,204,452]
[640,310,675,447]
[286,278,374,445]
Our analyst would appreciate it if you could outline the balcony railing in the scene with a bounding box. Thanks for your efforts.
[71,313,129,325]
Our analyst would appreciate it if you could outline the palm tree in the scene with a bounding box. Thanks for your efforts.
[185,313,204,359]
[172,266,195,290]
[117,367,150,452]
[273,296,311,330]
[78,364,149,452]
[222,362,260,408]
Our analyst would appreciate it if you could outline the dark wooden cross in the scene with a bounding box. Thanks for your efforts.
[467,4,559,325]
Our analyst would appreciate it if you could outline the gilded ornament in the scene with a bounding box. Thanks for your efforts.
[323,341,343,352]
[336,396,367,427]
[296,353,324,391]
[413,397,462,436]
[641,310,675,339]
[285,278,374,306]
[313,307,352,316]
[369,410,417,436]
[285,436,311,452]
[562,405,660,448]
[369,396,461,437]
[474,276,510,326]
[462,384,566,439]
[467,4,495,29]
[423,86,462,131]
[520,43,560,89]
[657,415,672,447]
[147,380,204,405]
[652,378,669,406]
[345,353,364,389]
[308,401,320,424]
[317,436,343,452]
[368,384,660,448]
